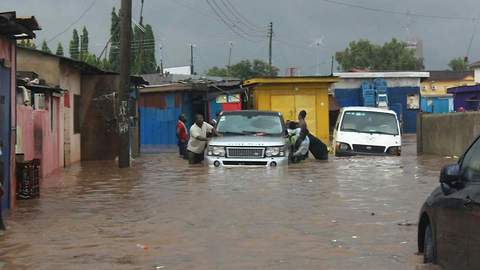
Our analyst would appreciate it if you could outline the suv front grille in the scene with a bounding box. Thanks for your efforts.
[226,147,265,158]
[352,144,386,154]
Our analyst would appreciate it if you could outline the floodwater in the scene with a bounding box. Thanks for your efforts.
[0,136,449,270]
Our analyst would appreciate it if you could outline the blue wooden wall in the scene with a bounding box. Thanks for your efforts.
[0,66,11,210]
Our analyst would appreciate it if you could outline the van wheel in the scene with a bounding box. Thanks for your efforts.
[424,224,435,264]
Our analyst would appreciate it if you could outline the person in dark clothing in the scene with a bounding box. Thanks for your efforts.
[295,110,309,150]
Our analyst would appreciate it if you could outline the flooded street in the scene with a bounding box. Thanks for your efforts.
[0,136,449,270]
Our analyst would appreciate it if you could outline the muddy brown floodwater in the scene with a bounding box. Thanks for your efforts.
[0,136,451,270]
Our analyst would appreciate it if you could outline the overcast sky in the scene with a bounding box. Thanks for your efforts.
[2,0,480,75]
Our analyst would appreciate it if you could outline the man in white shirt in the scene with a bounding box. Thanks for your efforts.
[187,114,215,164]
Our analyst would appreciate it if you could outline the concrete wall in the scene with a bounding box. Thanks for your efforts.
[334,77,421,89]
[81,74,120,161]
[17,48,60,85]
[59,63,81,165]
[417,112,480,156]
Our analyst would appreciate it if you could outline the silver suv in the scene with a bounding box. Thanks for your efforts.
[206,110,289,167]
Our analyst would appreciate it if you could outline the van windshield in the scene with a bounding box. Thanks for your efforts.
[340,111,399,135]
[217,113,284,135]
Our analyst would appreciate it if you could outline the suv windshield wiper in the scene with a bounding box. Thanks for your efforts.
[341,128,361,132]
[219,131,249,136]
[367,130,398,135]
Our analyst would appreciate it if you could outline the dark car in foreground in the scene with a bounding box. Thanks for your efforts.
[418,135,480,269]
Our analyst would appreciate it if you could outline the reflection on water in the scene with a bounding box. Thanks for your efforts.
[0,137,445,270]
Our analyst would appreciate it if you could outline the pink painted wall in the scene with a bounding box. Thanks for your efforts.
[17,99,61,178]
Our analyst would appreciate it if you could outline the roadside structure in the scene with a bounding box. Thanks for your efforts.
[139,73,242,152]
[243,76,339,144]
[332,72,429,133]
[0,11,40,209]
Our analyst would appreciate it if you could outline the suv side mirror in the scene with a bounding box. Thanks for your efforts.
[440,164,460,185]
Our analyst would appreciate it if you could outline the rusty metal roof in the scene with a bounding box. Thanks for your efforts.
[244,76,339,86]
[0,11,40,39]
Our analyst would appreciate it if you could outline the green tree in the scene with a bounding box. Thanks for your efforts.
[108,7,121,71]
[69,29,80,60]
[142,24,158,73]
[206,66,229,77]
[206,59,278,80]
[18,40,36,49]
[56,43,64,56]
[80,26,89,61]
[336,38,424,71]
[448,57,469,72]
[41,40,52,54]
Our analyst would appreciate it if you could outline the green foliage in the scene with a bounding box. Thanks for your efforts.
[108,7,121,72]
[69,29,80,60]
[206,66,228,77]
[80,26,89,61]
[56,43,64,56]
[41,40,52,54]
[18,40,36,49]
[448,57,469,72]
[336,38,424,71]
[207,59,279,80]
[142,24,158,74]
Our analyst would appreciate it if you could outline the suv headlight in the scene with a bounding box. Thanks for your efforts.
[266,146,286,157]
[336,142,351,152]
[207,146,226,157]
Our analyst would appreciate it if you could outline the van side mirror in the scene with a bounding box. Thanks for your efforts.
[440,164,460,185]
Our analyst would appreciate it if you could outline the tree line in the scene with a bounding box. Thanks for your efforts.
[18,7,159,74]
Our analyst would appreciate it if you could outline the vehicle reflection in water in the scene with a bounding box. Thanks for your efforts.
[0,136,446,270]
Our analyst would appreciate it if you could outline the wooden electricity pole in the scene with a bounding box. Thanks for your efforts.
[268,22,273,74]
[118,0,132,168]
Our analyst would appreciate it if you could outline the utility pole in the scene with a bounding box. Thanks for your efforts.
[118,0,132,168]
[268,22,273,74]
[137,0,145,75]
[330,55,335,75]
[315,40,321,76]
[227,41,233,67]
[159,44,164,75]
[227,41,233,76]
[190,43,195,75]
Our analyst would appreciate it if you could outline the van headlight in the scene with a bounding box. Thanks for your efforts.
[207,146,226,157]
[336,142,351,152]
[387,146,401,156]
[266,146,286,157]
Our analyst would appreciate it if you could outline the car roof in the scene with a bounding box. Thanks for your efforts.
[342,106,397,115]
[220,110,282,116]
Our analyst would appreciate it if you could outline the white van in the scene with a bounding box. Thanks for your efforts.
[333,107,401,156]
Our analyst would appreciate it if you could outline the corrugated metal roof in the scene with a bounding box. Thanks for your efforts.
[333,72,429,78]
[244,76,338,86]
[448,84,480,94]
[424,70,473,82]
[0,11,40,39]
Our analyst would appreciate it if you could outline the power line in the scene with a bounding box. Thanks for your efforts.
[209,0,265,39]
[218,0,265,33]
[466,19,479,59]
[318,0,478,21]
[205,0,262,43]
[46,0,98,44]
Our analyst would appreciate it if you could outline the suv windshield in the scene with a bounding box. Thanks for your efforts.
[217,113,284,135]
[340,111,399,135]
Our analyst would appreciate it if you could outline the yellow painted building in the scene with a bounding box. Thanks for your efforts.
[243,76,338,143]
[421,71,474,96]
